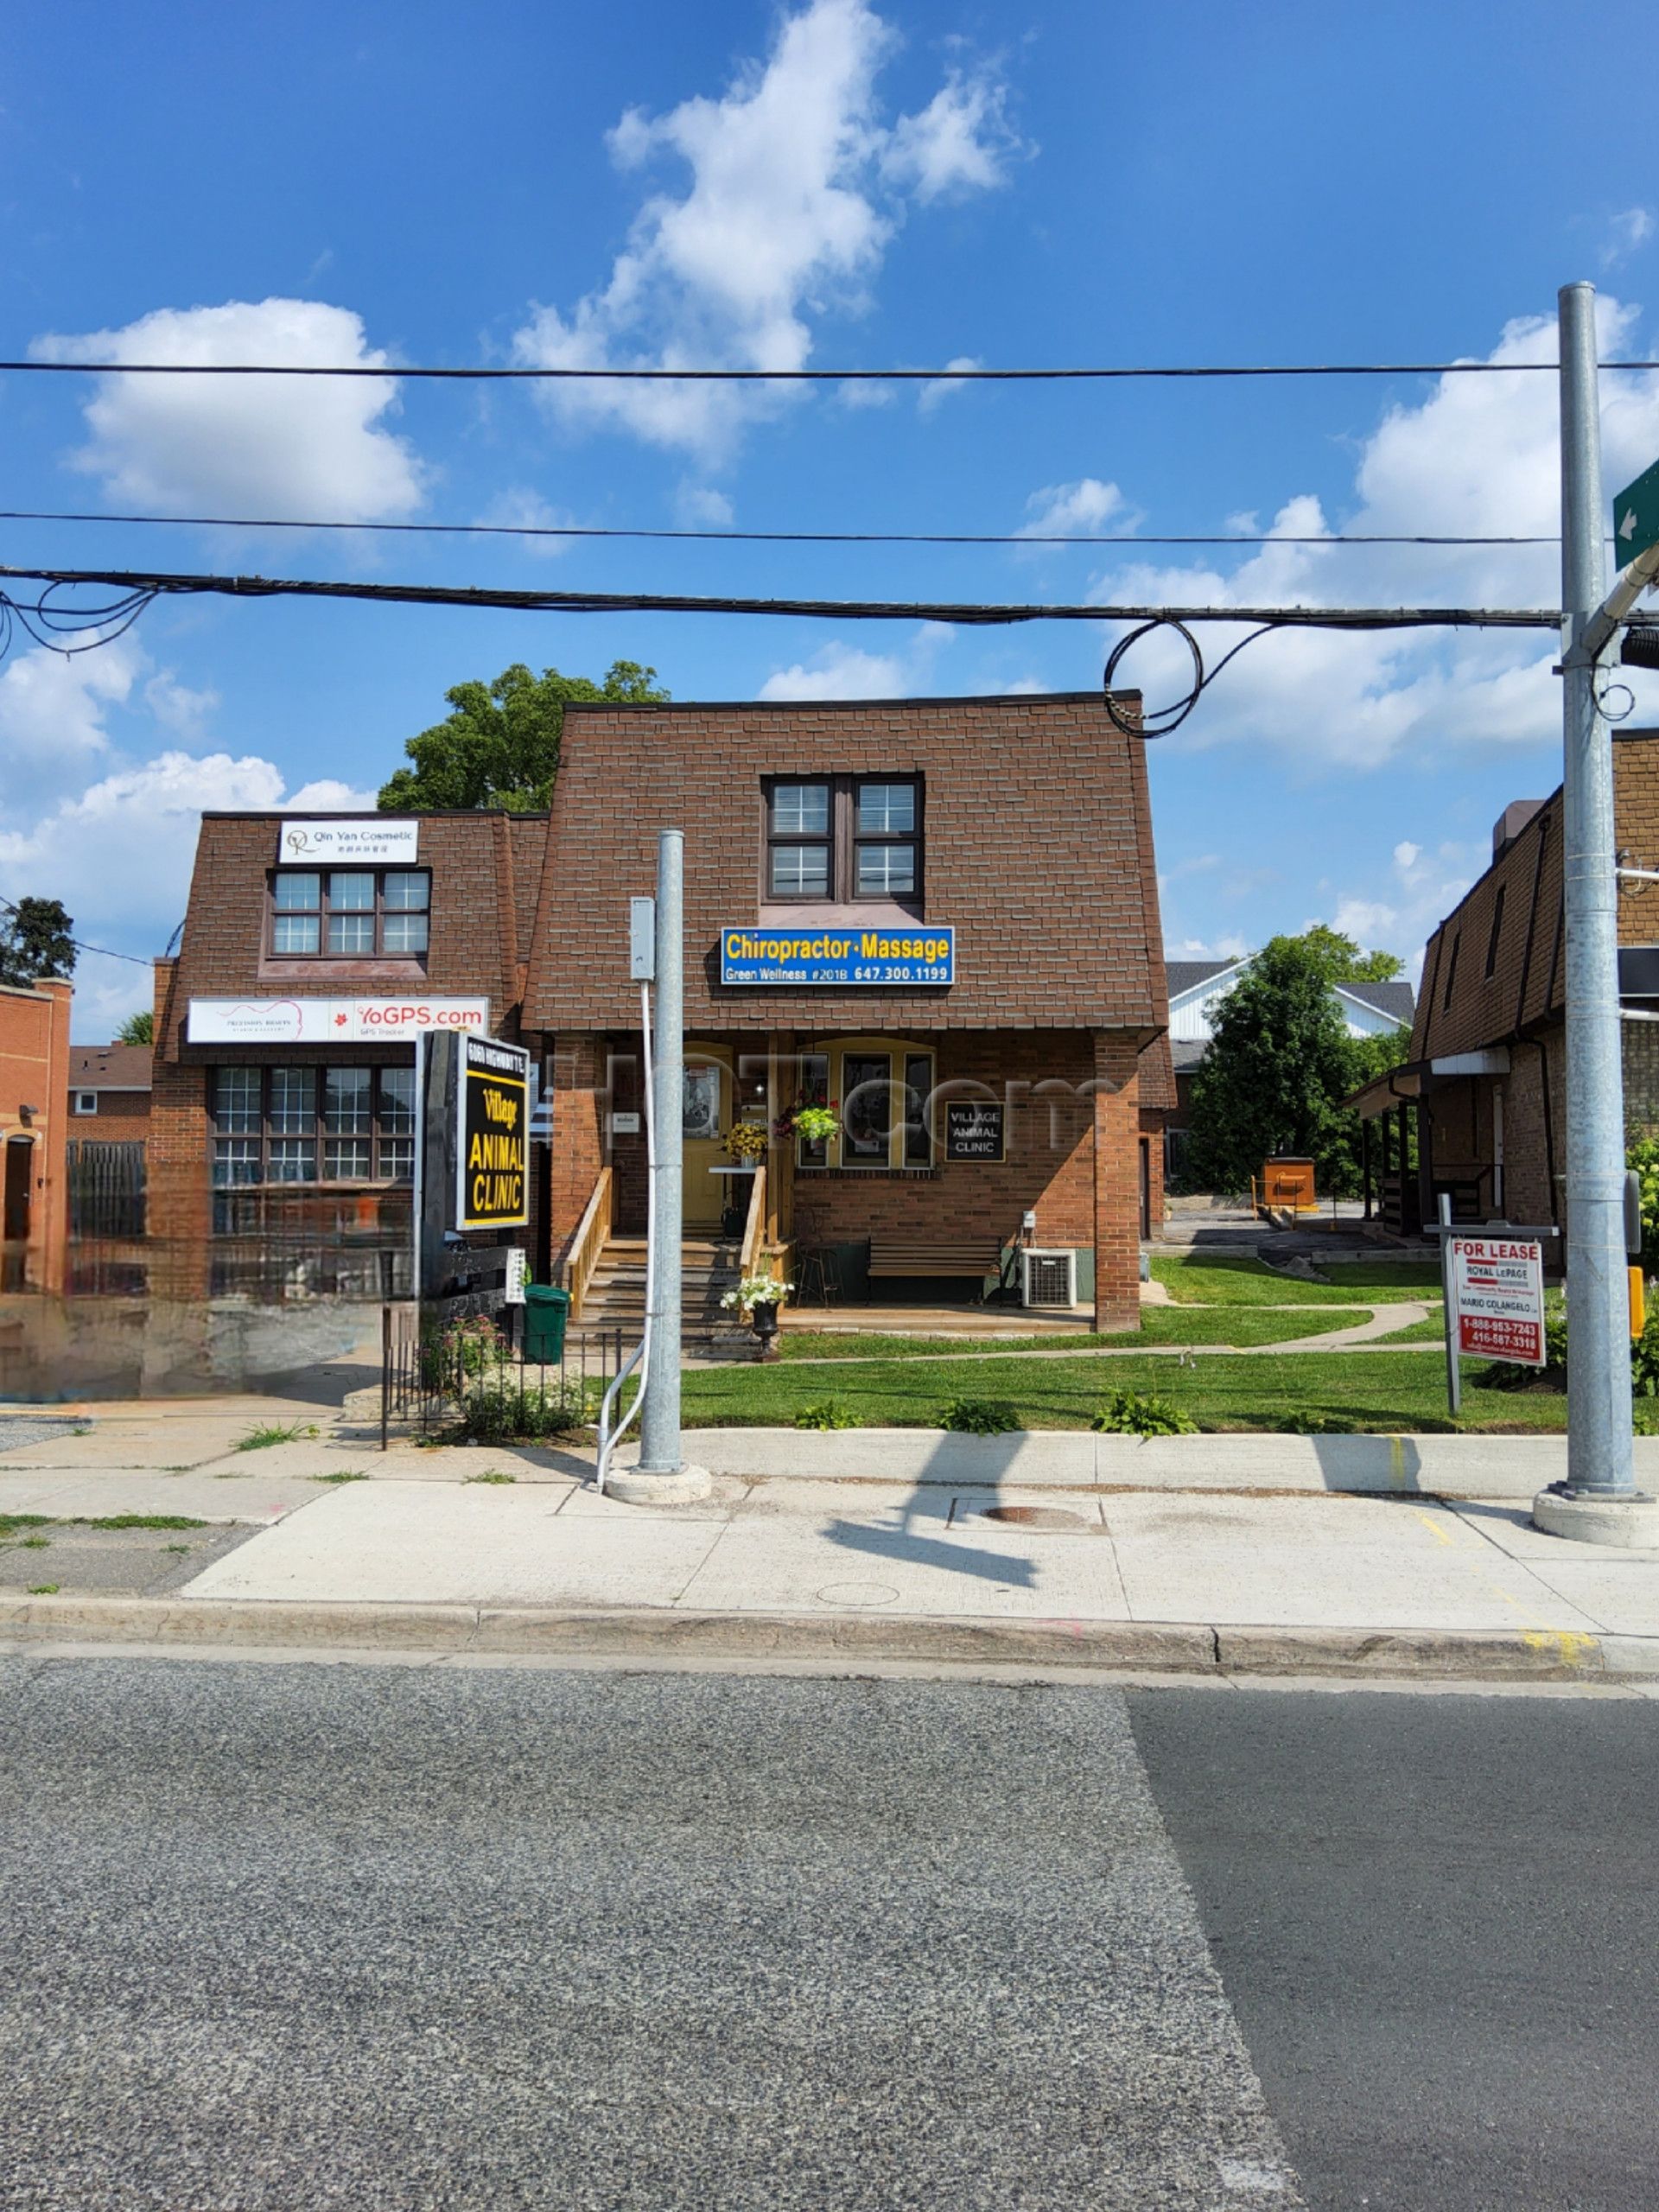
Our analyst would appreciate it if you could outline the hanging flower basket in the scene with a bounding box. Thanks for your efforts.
[772,1096,841,1144]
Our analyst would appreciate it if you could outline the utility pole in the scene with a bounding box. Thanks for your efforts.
[1535,283,1651,1541]
[612,827,710,1505]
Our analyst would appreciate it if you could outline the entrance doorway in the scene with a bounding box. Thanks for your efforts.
[3,1138,33,1290]
[682,1044,734,1233]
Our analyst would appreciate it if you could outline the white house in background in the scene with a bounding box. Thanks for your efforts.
[1165,958,1417,1142]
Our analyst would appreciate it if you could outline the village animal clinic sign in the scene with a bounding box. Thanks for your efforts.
[721,925,955,987]
[276,819,420,865]
[1448,1234,1547,1365]
[456,1036,530,1231]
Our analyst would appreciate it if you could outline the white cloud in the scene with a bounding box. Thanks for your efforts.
[0,636,144,811]
[512,0,1014,456]
[1602,207,1655,269]
[0,642,377,1036]
[35,298,424,521]
[918,354,982,416]
[473,486,574,558]
[882,69,1020,201]
[1320,837,1489,984]
[1393,840,1421,870]
[1085,297,1659,767]
[676,482,734,527]
[1018,476,1129,539]
[759,620,952,699]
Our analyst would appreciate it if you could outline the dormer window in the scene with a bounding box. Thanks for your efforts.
[764,776,924,905]
[269,870,429,957]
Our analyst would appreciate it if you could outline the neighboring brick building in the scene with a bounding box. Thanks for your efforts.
[0,977,73,1294]
[68,1044,153,1140]
[150,810,549,1298]
[524,692,1172,1328]
[1351,730,1659,1239]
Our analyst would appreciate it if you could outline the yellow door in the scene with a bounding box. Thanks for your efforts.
[682,1046,733,1231]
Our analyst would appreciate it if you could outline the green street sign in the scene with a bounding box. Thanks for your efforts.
[1613,457,1659,569]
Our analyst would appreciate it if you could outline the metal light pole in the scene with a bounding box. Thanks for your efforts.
[1557,282,1636,1500]
[639,829,683,1473]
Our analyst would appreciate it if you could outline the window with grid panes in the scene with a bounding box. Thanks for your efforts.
[268,870,429,957]
[763,776,923,905]
[212,1066,419,1188]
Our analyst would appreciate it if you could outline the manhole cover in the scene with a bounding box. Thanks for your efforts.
[814,1580,900,1607]
[980,1504,1088,1529]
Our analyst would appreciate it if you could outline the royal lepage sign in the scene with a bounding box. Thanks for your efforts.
[1449,1235,1547,1365]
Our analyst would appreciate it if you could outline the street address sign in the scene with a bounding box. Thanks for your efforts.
[1613,457,1659,569]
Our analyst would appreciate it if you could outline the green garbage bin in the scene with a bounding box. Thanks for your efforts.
[523,1283,569,1363]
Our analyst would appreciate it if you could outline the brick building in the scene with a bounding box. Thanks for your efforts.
[68,1044,152,1141]
[524,693,1172,1329]
[1351,730,1659,1239]
[151,810,549,1299]
[149,694,1172,1331]
[0,977,73,1294]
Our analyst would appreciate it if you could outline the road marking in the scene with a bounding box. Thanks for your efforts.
[1414,1510,1456,1546]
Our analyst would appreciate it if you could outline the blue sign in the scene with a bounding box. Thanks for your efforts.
[721,925,955,988]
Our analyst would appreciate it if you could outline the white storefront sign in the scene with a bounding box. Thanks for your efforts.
[1449,1234,1547,1366]
[188,997,488,1044]
[276,819,420,866]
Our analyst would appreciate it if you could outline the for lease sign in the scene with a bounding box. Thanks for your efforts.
[1449,1235,1546,1365]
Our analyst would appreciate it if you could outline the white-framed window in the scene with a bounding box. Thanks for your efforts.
[73,1090,99,1116]
[211,1065,417,1187]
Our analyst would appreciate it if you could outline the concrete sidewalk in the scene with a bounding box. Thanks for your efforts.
[8,1409,1659,1683]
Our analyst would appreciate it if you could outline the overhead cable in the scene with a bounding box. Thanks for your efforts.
[4,358,1658,381]
[0,564,1567,631]
[0,507,1579,550]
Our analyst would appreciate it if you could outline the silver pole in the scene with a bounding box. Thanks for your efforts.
[638,829,683,1471]
[1559,281,1635,1497]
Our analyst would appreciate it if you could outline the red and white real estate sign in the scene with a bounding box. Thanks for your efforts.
[1448,1236,1547,1365]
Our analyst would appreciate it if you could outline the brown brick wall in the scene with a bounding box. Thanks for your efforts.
[1094,1033,1142,1327]
[1415,733,1659,1064]
[524,694,1167,1036]
[159,810,548,1058]
[67,1095,150,1145]
[0,978,72,1294]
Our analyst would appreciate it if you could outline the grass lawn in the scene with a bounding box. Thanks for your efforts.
[779,1307,1371,1360]
[681,1350,1569,1433]
[1151,1253,1441,1306]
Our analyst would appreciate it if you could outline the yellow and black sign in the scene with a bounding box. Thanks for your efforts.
[455,1035,530,1231]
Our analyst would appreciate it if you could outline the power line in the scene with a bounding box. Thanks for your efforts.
[0,562,1565,629]
[0,506,1576,550]
[0,893,150,968]
[5,358,1659,383]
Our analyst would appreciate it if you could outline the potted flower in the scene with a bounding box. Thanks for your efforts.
[721,1268,794,1361]
[722,1122,770,1166]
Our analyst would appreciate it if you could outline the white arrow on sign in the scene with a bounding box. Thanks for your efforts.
[1621,508,1638,541]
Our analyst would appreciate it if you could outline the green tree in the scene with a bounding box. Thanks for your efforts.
[377,659,670,812]
[0,898,76,987]
[115,1009,154,1046]
[1185,935,1408,1198]
[1267,923,1403,986]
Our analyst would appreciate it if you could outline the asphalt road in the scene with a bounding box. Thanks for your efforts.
[0,1661,1654,2211]
[1128,1688,1659,2212]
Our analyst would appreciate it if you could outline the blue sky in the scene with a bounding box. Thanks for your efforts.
[3,0,1659,1034]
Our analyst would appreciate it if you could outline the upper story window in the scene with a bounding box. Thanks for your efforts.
[270,870,430,957]
[73,1090,98,1116]
[765,776,924,904]
[1484,886,1506,979]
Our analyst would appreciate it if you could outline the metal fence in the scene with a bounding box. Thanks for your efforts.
[379,1294,627,1446]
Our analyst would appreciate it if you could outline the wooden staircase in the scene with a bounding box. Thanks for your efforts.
[575,1236,751,1351]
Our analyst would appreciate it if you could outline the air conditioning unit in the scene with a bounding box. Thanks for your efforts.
[1021,1248,1077,1309]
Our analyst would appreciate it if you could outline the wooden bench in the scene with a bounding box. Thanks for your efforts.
[867,1236,1006,1300]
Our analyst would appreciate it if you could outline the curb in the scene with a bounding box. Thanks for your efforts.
[3,1594,1656,1681]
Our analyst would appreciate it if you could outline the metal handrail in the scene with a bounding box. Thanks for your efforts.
[594,983,653,1494]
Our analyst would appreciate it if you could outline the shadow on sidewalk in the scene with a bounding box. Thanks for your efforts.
[823,1428,1041,1592]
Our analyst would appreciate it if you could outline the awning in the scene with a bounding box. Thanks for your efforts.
[1343,1063,1424,1119]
